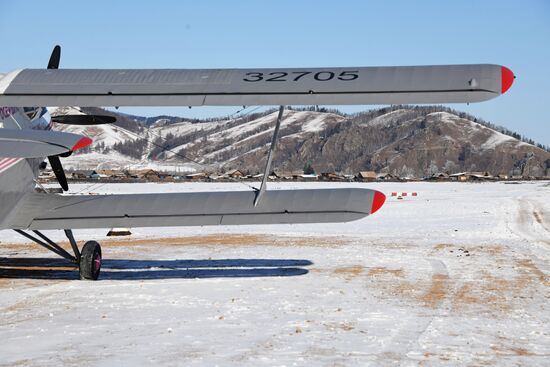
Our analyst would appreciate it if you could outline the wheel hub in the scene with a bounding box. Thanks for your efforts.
[93,254,102,273]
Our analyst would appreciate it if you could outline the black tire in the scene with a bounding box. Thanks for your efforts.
[79,241,102,280]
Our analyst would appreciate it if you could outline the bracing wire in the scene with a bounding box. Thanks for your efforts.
[69,105,268,194]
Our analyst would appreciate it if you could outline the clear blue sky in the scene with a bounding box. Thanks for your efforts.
[1,0,549,145]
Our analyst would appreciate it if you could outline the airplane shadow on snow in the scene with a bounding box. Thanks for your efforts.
[0,257,312,280]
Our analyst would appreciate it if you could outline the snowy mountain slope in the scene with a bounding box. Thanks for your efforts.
[48,107,550,177]
[49,107,138,148]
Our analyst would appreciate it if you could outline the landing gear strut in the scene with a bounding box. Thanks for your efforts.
[14,229,102,280]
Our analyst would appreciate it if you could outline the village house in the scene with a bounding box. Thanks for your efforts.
[132,169,161,182]
[224,169,245,179]
[69,171,85,180]
[470,171,494,179]
[299,173,318,181]
[449,172,494,182]
[38,170,55,180]
[185,172,207,180]
[356,171,377,182]
[208,174,223,180]
[272,171,290,180]
[94,169,129,180]
[97,169,117,177]
[277,170,306,180]
[70,170,99,179]
[249,173,264,180]
[320,172,346,181]
[427,172,450,181]
[376,172,398,181]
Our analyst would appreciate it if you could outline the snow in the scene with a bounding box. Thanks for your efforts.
[196,111,342,161]
[427,111,458,124]
[150,119,221,139]
[481,131,516,150]
[367,109,409,127]
[62,151,135,170]
[55,123,136,148]
[428,112,527,151]
[209,112,279,142]
[0,181,549,366]
[61,151,206,173]
[301,113,339,132]
[48,106,86,116]
[201,111,337,144]
[427,111,479,132]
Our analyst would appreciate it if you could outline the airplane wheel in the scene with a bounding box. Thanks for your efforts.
[79,241,102,280]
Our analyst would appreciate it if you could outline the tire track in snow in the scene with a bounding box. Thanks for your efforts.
[514,198,550,246]
[370,259,449,366]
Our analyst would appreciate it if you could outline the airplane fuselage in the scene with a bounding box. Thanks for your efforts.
[0,107,47,229]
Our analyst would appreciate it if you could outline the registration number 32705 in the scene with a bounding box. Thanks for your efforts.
[243,71,359,82]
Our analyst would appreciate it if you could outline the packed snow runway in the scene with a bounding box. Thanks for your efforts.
[0,181,549,366]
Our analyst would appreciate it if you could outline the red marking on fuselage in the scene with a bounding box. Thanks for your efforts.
[0,158,16,168]
[0,158,21,172]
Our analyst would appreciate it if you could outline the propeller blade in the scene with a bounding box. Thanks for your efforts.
[51,114,116,125]
[48,155,68,191]
[47,45,69,192]
[47,45,61,69]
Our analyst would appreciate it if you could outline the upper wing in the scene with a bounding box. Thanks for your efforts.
[6,188,385,230]
[0,65,514,107]
[0,128,92,158]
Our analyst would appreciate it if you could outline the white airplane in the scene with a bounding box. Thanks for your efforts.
[0,46,514,280]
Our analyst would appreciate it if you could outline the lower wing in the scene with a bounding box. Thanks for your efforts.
[7,188,385,230]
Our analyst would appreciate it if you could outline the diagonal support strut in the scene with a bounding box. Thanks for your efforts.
[14,229,76,262]
[64,229,81,262]
[254,105,285,207]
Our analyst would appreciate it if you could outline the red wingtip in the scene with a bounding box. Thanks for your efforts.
[71,136,93,151]
[501,66,515,94]
[371,191,386,215]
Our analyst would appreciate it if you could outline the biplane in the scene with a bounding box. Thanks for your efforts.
[0,46,514,279]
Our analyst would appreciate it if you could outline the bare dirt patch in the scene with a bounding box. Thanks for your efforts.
[334,265,365,275]
[363,254,545,314]
[533,211,543,224]
[0,233,351,252]
[323,322,356,332]
[485,335,550,359]
[516,258,549,286]
[104,233,350,248]
[431,244,505,256]
[420,273,449,308]
[333,265,365,280]
[433,244,452,251]
[367,267,404,277]
[451,258,547,315]
[383,272,449,309]
[363,267,449,307]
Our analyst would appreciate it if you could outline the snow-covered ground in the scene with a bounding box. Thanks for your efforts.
[0,181,549,366]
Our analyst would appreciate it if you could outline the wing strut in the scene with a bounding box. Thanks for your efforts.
[254,105,285,207]
[14,229,76,262]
